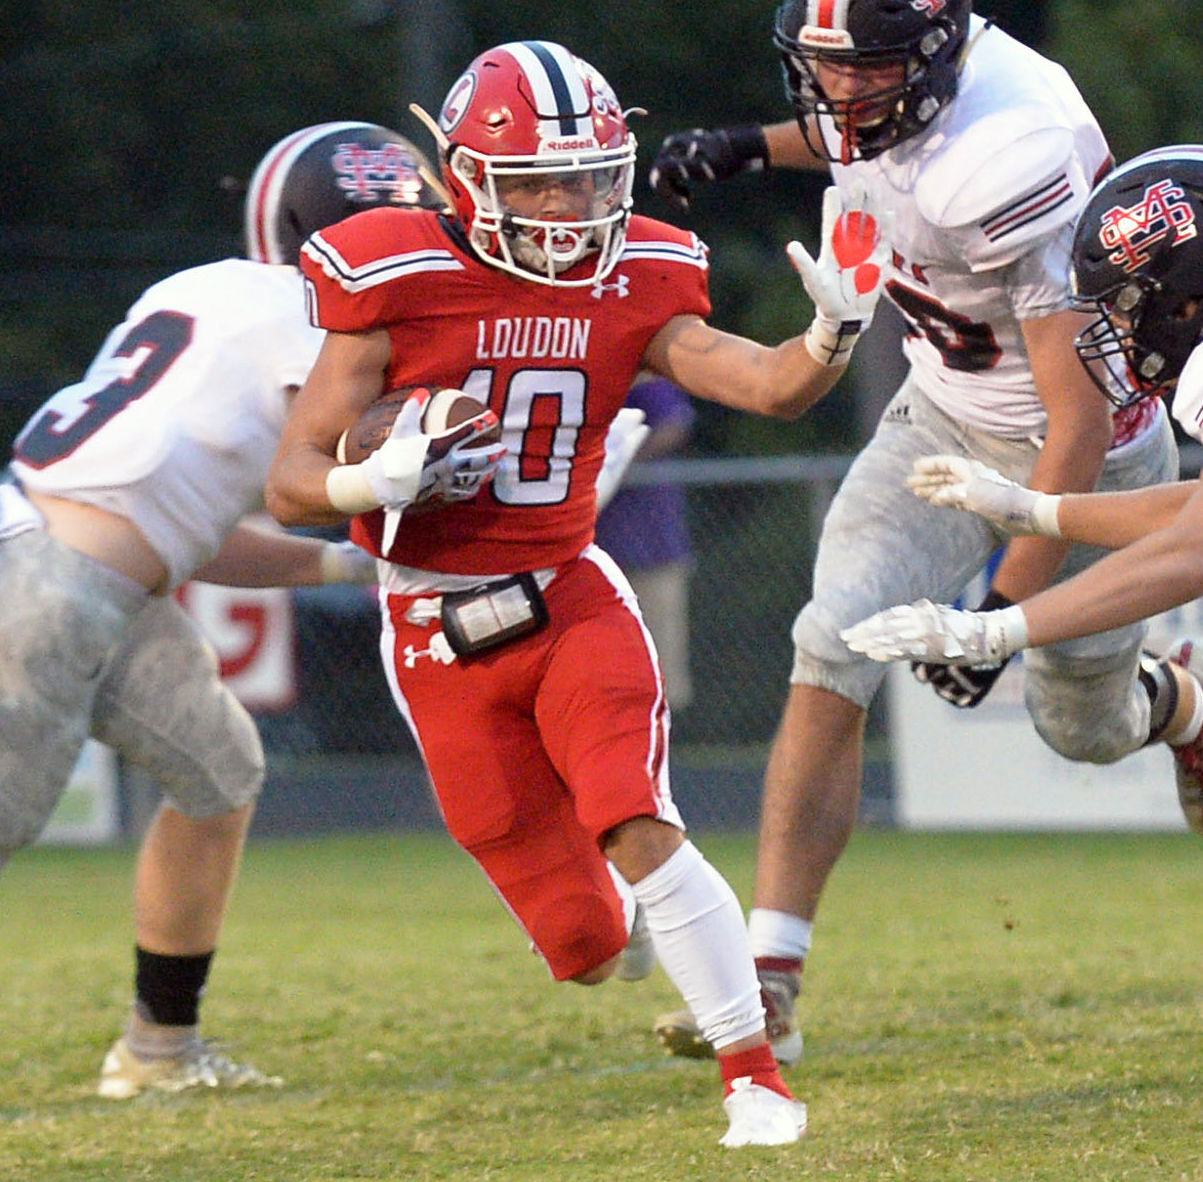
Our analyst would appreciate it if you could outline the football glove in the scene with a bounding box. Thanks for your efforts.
[907,455,1062,537]
[596,407,651,511]
[840,597,1030,667]
[909,588,1018,708]
[787,186,890,367]
[649,125,770,212]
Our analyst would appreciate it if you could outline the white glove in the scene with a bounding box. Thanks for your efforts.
[596,407,651,511]
[840,598,1030,664]
[788,185,890,367]
[326,392,505,519]
[907,455,1062,538]
[319,539,378,584]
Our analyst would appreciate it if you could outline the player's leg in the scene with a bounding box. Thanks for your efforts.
[541,552,805,1147]
[0,530,143,870]
[1021,404,1202,816]
[661,380,1004,1063]
[91,598,278,1098]
[379,587,635,984]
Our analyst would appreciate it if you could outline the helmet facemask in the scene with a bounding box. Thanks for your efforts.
[416,40,637,288]
[1072,279,1203,407]
[448,142,635,286]
[774,0,969,164]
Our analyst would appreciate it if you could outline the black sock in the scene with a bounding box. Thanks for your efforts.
[135,946,213,1027]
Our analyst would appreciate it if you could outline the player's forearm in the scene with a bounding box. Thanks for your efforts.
[1054,481,1199,550]
[762,120,828,171]
[265,446,349,528]
[1021,521,1203,647]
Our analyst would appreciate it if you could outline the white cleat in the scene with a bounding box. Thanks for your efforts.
[719,1076,808,1147]
[655,968,804,1066]
[97,1036,282,1099]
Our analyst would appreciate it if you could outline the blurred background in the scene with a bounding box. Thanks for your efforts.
[5,1,1203,839]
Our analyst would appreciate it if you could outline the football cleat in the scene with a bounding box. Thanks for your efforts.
[1165,639,1203,834]
[654,968,804,1066]
[97,1036,283,1099]
[719,1076,807,1148]
[614,903,656,982]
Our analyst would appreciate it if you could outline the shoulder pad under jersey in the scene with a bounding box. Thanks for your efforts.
[915,105,1076,230]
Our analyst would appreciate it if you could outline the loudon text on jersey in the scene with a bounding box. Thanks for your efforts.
[475,316,591,361]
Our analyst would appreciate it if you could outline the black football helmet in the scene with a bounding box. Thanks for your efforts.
[773,0,972,163]
[244,121,446,265]
[1070,146,1203,406]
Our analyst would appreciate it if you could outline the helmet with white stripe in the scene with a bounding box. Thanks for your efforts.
[424,41,637,286]
[244,122,445,266]
[774,0,972,163]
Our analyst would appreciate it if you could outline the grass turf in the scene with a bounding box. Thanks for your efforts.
[2,829,1202,1180]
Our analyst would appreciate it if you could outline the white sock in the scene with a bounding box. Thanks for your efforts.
[1169,672,1203,747]
[631,841,763,1051]
[747,908,813,963]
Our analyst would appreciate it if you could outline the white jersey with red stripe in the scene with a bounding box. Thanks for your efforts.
[831,16,1112,438]
[300,207,710,576]
[11,260,320,589]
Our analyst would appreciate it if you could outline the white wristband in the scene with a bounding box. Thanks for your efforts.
[1030,493,1062,538]
[804,317,861,367]
[984,603,1030,660]
[325,463,379,514]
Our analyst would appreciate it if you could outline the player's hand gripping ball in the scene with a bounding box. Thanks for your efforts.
[338,386,504,513]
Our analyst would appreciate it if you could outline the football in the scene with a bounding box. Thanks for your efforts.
[336,386,498,464]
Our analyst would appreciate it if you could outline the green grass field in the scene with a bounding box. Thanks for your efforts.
[3,829,1202,1181]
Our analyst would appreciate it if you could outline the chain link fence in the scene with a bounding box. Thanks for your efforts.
[240,454,895,837]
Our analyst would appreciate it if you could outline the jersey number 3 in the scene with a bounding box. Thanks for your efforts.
[15,310,195,468]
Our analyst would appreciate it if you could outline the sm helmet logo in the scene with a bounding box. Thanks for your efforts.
[1099,179,1199,273]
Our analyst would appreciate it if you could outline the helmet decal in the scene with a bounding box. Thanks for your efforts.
[1070,146,1203,405]
[1098,180,1198,274]
[245,122,443,266]
[439,71,477,135]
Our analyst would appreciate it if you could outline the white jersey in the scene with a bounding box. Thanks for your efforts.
[831,17,1111,438]
[11,260,321,589]
[1170,346,1203,443]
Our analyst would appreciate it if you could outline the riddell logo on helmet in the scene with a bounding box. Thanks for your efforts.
[1099,179,1198,272]
[800,25,854,46]
[543,137,599,152]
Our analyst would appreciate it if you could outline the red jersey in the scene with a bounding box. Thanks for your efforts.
[300,208,709,575]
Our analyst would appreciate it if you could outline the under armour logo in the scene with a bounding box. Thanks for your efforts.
[402,633,457,668]
[591,275,630,299]
[1099,179,1198,273]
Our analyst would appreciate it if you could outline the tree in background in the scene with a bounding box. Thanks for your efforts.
[2,1,1200,453]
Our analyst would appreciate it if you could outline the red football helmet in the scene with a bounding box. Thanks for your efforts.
[422,41,637,286]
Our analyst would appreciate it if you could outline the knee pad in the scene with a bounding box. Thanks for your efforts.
[790,603,886,710]
[1025,651,1147,766]
[527,889,627,982]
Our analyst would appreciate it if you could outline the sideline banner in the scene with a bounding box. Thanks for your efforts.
[889,598,1203,831]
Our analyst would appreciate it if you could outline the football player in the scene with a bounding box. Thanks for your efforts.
[842,145,1203,831]
[0,121,467,1097]
[266,39,890,1147]
[647,0,1178,1064]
